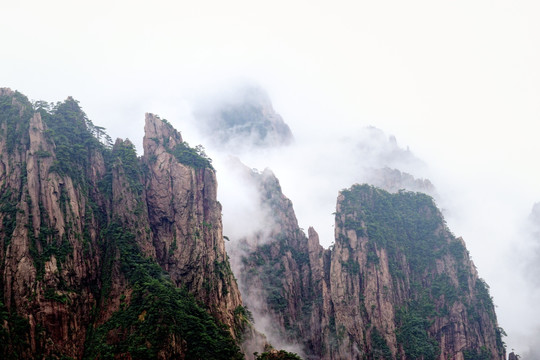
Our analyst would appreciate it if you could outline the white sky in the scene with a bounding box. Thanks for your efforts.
[2,0,540,355]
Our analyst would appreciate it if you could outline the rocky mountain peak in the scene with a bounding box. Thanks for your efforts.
[0,87,14,96]
[1,88,509,359]
[143,112,183,155]
[235,177,506,359]
[0,90,247,359]
[194,85,294,150]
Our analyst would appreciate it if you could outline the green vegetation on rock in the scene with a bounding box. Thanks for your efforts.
[254,345,303,360]
[0,91,242,359]
[0,91,33,154]
[168,141,214,170]
[0,299,31,359]
[339,184,505,359]
[395,304,439,360]
[83,223,243,359]
[370,327,393,360]
[463,347,492,360]
[340,185,445,275]
[37,98,107,187]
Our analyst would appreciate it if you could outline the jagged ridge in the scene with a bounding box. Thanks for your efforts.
[0,87,507,360]
[236,170,505,360]
[0,89,246,359]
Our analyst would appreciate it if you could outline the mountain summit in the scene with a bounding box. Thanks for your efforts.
[230,163,506,360]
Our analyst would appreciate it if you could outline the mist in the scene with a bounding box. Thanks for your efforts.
[156,81,540,356]
[3,0,540,356]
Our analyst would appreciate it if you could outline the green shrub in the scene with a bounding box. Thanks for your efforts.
[370,327,393,360]
[168,142,213,170]
[83,223,243,359]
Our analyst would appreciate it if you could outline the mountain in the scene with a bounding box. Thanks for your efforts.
[193,85,294,150]
[347,126,436,196]
[232,166,506,360]
[0,88,506,359]
[365,167,436,197]
[0,88,246,359]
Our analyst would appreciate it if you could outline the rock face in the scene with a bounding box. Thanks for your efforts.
[508,352,518,360]
[0,87,508,360]
[236,170,506,360]
[142,113,243,327]
[0,89,246,359]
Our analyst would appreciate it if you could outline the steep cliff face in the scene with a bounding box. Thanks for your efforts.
[237,171,506,360]
[232,168,330,356]
[0,89,246,359]
[0,91,105,358]
[0,87,507,359]
[142,113,243,328]
[331,185,505,360]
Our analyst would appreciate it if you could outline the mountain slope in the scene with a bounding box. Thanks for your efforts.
[0,87,507,360]
[0,88,245,359]
[235,169,505,360]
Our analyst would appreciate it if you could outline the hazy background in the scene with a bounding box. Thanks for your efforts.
[2,0,540,356]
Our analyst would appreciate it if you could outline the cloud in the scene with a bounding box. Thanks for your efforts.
[178,80,540,355]
[192,84,293,151]
[3,1,540,355]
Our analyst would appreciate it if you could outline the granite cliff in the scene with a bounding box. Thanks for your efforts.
[234,167,506,360]
[0,89,247,359]
[0,88,507,360]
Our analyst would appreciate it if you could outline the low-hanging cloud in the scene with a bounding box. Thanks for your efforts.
[160,81,540,357]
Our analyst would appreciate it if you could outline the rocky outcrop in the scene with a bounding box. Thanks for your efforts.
[236,170,506,360]
[0,89,246,359]
[142,113,243,328]
[0,91,105,358]
[0,87,508,359]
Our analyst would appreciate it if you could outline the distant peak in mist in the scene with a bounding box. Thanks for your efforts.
[365,167,437,197]
[530,202,540,225]
[193,84,293,152]
[355,126,424,171]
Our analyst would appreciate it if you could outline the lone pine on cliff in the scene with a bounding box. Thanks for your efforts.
[0,88,505,359]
